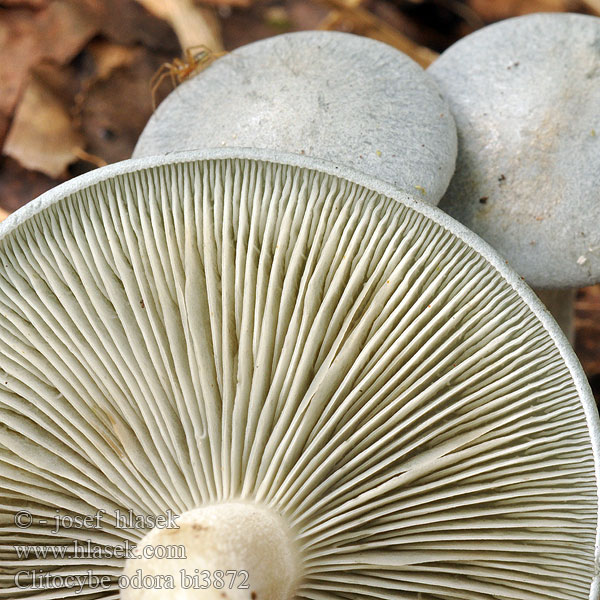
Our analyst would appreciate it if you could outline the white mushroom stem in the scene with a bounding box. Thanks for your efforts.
[534,288,576,345]
[121,503,300,600]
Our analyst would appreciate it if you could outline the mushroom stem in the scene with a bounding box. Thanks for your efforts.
[534,288,576,344]
[121,503,301,600]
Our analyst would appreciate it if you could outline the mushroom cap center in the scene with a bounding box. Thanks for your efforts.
[121,502,300,600]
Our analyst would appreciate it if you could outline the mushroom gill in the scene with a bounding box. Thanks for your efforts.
[0,153,597,600]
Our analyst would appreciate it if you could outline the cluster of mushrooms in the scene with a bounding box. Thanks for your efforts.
[0,11,598,600]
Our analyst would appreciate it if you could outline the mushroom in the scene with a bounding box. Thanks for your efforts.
[0,149,598,600]
[133,30,457,205]
[427,12,600,341]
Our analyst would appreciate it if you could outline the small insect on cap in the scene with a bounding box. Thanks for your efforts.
[428,12,600,289]
[0,149,597,599]
[135,31,457,205]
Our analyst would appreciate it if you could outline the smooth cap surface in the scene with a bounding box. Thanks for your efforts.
[134,31,457,205]
[428,12,600,288]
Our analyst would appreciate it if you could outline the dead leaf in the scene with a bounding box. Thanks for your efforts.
[576,284,600,395]
[0,206,10,222]
[0,0,48,7]
[317,0,438,67]
[469,0,575,21]
[194,0,252,7]
[220,0,322,48]
[72,40,138,126]
[0,0,98,130]
[581,0,600,14]
[77,0,180,51]
[78,46,175,163]
[0,157,59,212]
[0,114,8,149]
[134,0,223,51]
[3,73,84,178]
[87,40,138,81]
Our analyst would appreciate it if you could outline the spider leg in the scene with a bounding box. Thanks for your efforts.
[186,44,211,57]
[150,68,172,110]
[150,63,171,91]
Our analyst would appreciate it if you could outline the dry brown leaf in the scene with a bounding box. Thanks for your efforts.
[77,0,180,50]
[193,0,252,8]
[0,0,48,7]
[0,157,58,212]
[0,1,98,119]
[469,0,575,21]
[220,0,322,49]
[317,0,438,67]
[0,114,8,150]
[3,74,84,178]
[78,46,175,164]
[88,41,138,81]
[72,41,142,133]
[134,0,223,51]
[576,284,600,385]
[0,206,10,222]
[581,0,600,14]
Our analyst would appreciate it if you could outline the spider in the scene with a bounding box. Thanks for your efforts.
[150,45,225,109]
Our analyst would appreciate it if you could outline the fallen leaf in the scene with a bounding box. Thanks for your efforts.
[3,73,84,178]
[0,0,98,121]
[469,0,574,22]
[0,113,8,149]
[78,46,175,163]
[194,0,253,8]
[78,0,180,51]
[581,0,600,14]
[221,0,320,48]
[0,157,59,212]
[576,283,600,402]
[87,40,138,81]
[72,40,138,126]
[317,0,438,67]
[0,0,48,7]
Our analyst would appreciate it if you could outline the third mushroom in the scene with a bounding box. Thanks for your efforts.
[427,12,600,342]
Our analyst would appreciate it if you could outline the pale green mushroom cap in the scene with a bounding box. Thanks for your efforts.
[428,12,600,288]
[134,31,457,205]
[0,150,597,600]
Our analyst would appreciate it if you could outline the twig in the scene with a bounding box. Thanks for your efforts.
[134,0,223,52]
[72,147,108,168]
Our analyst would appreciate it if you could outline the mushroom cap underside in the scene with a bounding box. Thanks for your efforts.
[0,151,598,600]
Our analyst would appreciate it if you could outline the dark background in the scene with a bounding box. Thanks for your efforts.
[0,0,598,401]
